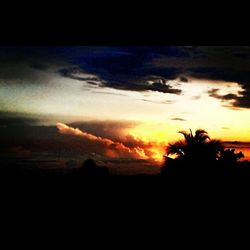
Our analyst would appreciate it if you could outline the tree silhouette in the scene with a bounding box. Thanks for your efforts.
[167,129,224,163]
[219,149,244,165]
[161,128,250,177]
[72,159,109,176]
[161,129,225,176]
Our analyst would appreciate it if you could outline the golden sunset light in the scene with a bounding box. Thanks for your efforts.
[1,46,250,175]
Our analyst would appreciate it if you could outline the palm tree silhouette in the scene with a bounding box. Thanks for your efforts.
[161,129,250,177]
[167,129,224,163]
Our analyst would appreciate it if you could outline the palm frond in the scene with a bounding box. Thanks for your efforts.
[179,130,190,141]
[168,128,225,161]
[189,128,193,138]
[167,140,186,156]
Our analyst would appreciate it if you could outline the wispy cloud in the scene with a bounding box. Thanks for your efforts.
[91,90,127,96]
[141,99,174,104]
[171,117,186,121]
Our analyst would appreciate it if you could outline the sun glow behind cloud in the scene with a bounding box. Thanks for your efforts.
[56,122,166,163]
[1,67,250,163]
[123,79,250,160]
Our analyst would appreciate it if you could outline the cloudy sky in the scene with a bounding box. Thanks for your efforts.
[1,46,250,174]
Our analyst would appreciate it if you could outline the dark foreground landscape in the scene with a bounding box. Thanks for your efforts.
[1,132,250,248]
[1,129,250,182]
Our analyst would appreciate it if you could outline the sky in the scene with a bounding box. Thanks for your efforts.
[1,46,250,174]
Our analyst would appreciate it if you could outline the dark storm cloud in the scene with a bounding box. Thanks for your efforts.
[57,47,188,94]
[179,76,189,82]
[3,46,250,107]
[143,77,182,94]
[59,66,182,94]
[57,46,250,102]
[0,47,209,91]
[0,47,182,94]
[59,67,101,82]
[207,88,243,106]
[151,46,250,108]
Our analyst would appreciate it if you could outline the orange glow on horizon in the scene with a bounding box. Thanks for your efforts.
[56,122,166,163]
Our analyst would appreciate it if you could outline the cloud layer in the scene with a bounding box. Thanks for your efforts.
[2,47,250,108]
[53,47,250,107]
[56,122,165,162]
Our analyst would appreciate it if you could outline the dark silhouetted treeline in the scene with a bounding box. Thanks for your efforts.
[1,129,250,181]
[161,129,250,178]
